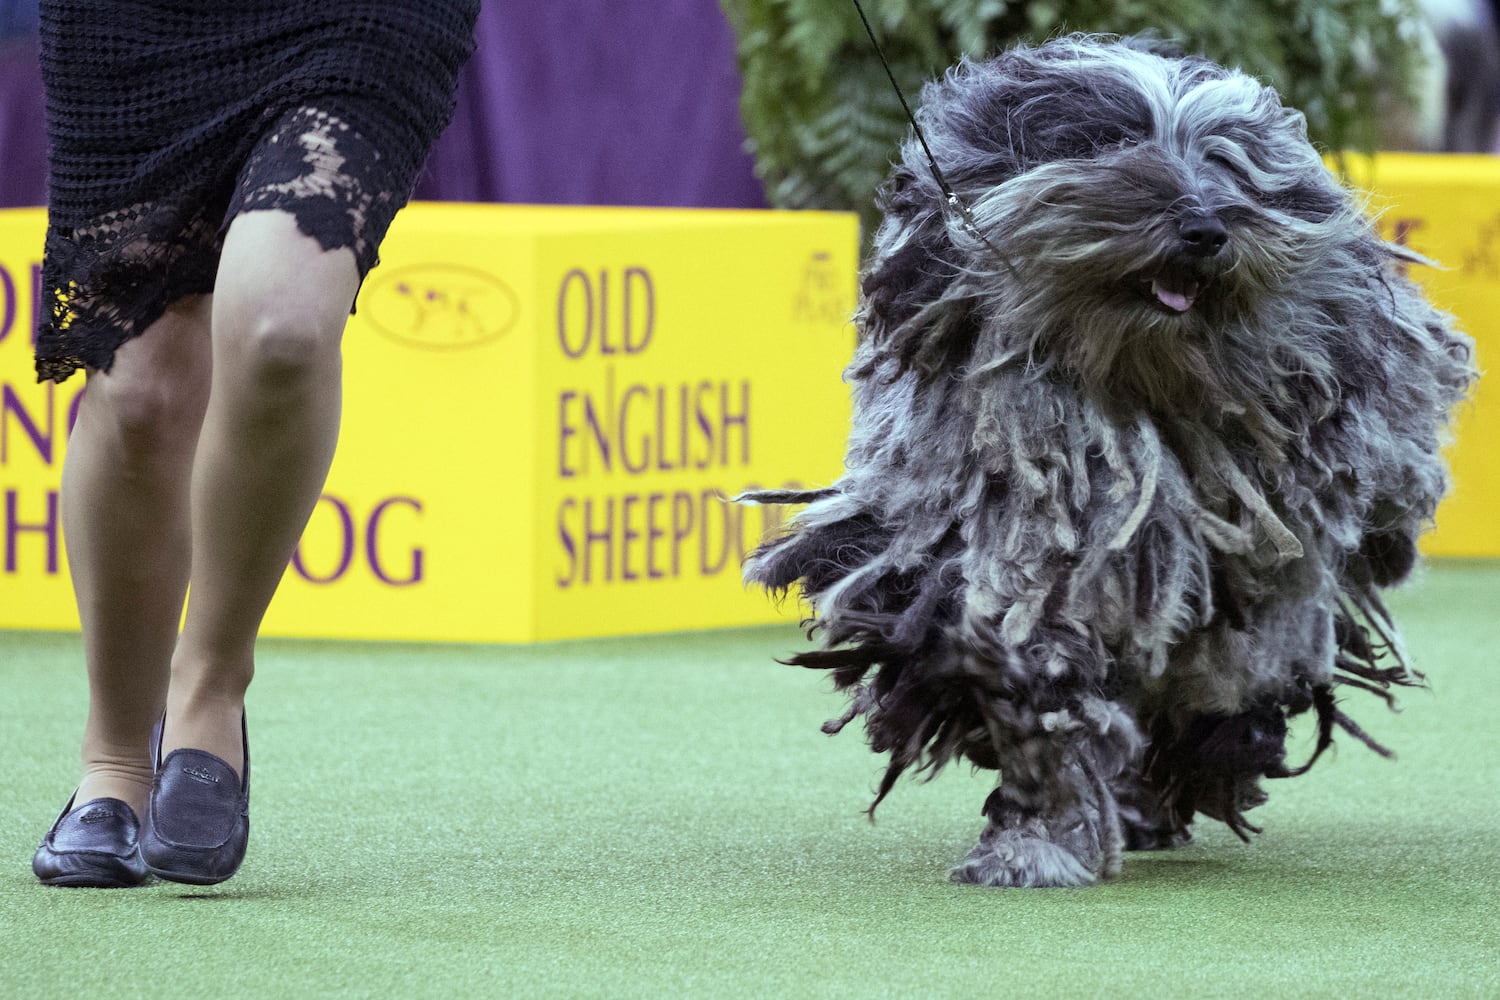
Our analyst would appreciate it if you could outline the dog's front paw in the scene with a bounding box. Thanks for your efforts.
[949,823,1098,888]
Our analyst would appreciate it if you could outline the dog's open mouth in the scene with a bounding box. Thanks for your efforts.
[1146,274,1199,313]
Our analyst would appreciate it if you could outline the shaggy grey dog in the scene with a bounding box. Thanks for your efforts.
[742,36,1476,887]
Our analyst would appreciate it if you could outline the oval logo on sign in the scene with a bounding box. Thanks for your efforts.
[362,264,519,350]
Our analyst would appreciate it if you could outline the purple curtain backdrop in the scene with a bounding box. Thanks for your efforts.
[0,2,767,210]
[0,36,47,208]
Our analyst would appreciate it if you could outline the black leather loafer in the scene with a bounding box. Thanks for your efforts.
[33,794,150,888]
[141,715,250,886]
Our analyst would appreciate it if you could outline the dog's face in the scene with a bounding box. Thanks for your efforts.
[864,37,1378,423]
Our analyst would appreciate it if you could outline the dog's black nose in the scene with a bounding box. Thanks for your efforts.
[1178,214,1228,257]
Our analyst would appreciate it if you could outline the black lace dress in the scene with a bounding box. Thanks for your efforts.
[34,0,480,383]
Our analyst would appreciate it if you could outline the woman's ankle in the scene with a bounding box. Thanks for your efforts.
[75,764,154,821]
[160,687,248,779]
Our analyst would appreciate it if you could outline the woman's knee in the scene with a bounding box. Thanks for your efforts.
[212,210,360,384]
[83,363,207,457]
[218,304,347,383]
[79,302,211,456]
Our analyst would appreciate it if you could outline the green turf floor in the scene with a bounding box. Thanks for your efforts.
[2,562,1497,999]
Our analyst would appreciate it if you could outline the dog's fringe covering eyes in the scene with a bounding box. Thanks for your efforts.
[740,35,1476,888]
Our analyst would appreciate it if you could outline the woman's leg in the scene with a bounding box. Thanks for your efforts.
[63,297,213,818]
[161,209,361,772]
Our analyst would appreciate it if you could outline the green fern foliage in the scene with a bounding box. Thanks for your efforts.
[720,0,1429,232]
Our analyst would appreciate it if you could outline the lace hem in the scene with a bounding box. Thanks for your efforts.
[36,107,403,384]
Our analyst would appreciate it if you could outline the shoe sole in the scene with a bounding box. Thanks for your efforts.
[142,860,241,886]
[39,873,146,888]
[34,848,149,889]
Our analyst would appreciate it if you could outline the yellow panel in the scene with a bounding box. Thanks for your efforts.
[0,208,78,630]
[1338,155,1499,556]
[530,212,857,640]
[0,203,858,641]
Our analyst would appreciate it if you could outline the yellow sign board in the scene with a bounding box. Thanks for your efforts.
[0,204,860,641]
[1339,156,1498,557]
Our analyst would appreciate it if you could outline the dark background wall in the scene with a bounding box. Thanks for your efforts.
[0,1,768,210]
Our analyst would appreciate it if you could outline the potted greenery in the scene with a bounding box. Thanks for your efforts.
[720,0,1431,233]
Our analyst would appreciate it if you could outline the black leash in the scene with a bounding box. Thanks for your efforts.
[849,0,958,204]
[849,0,1013,268]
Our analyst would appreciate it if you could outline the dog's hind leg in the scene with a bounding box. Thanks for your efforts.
[1114,776,1193,851]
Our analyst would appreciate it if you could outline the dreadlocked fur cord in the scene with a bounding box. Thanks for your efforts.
[742,36,1476,887]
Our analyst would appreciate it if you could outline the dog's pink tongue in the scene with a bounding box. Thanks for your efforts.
[1152,280,1194,312]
